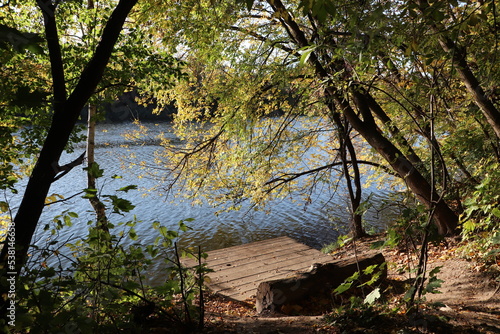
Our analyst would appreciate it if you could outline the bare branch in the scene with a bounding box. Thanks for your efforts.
[228,25,295,54]
[52,151,86,182]
[265,160,399,189]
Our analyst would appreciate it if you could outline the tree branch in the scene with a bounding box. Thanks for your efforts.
[65,0,139,116]
[52,151,86,182]
[37,0,66,108]
[228,25,294,54]
[265,160,399,188]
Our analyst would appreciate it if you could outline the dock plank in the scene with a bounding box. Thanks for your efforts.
[182,236,337,301]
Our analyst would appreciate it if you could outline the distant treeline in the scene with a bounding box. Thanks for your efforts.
[80,90,177,123]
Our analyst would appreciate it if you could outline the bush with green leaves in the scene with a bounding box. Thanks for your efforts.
[11,186,210,333]
[332,263,386,305]
[459,162,500,265]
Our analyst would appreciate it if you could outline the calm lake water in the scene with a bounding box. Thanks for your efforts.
[11,122,398,272]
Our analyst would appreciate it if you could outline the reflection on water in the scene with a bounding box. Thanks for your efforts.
[10,122,398,271]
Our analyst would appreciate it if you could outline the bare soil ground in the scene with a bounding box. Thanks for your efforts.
[197,235,500,334]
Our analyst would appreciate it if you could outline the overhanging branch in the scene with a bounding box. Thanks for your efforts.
[265,160,398,188]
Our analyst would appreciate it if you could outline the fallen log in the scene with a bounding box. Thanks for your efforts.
[255,252,386,313]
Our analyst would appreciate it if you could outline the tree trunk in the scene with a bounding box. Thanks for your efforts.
[331,112,366,238]
[86,104,109,234]
[0,0,138,318]
[364,93,427,174]
[344,90,457,235]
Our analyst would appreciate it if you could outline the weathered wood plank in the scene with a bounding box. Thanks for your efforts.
[183,236,330,267]
[181,236,339,302]
[206,249,335,299]
[203,236,298,259]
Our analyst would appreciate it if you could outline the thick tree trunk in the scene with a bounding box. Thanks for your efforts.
[0,0,138,319]
[343,91,457,235]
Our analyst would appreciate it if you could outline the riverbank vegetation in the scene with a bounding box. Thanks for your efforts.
[0,0,499,332]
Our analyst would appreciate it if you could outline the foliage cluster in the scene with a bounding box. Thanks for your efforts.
[4,184,209,333]
[121,0,498,243]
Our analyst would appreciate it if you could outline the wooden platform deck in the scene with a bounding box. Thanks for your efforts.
[182,236,337,302]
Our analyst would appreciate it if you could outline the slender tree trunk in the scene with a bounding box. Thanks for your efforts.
[87,104,109,233]
[331,112,366,238]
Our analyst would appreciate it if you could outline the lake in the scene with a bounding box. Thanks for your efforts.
[10,122,397,270]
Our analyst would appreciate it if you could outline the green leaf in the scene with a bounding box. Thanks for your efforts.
[463,219,476,232]
[363,264,379,275]
[129,228,138,240]
[159,226,169,237]
[334,282,352,295]
[491,208,500,218]
[84,162,104,178]
[429,266,442,277]
[359,271,382,287]
[299,46,316,66]
[363,288,381,305]
[82,188,98,199]
[104,195,135,214]
[68,211,78,218]
[178,220,193,232]
[491,232,500,244]
[0,201,8,212]
[63,215,72,226]
[425,276,443,294]
[403,286,416,301]
[118,185,138,192]
[346,271,360,282]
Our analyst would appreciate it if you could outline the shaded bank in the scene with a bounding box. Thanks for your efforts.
[80,90,177,123]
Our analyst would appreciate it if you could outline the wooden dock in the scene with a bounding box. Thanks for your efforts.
[182,236,338,302]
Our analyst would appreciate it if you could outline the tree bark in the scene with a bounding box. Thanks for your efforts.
[87,104,109,233]
[256,252,385,313]
[345,91,457,235]
[0,0,138,316]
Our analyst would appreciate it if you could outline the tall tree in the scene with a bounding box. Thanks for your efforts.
[143,0,461,235]
[0,0,138,320]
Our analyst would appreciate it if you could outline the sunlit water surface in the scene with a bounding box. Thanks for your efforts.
[9,122,399,279]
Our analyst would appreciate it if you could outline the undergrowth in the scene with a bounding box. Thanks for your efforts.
[4,182,210,334]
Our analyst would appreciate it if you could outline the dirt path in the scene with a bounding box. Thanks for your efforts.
[425,258,500,332]
[200,236,500,333]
